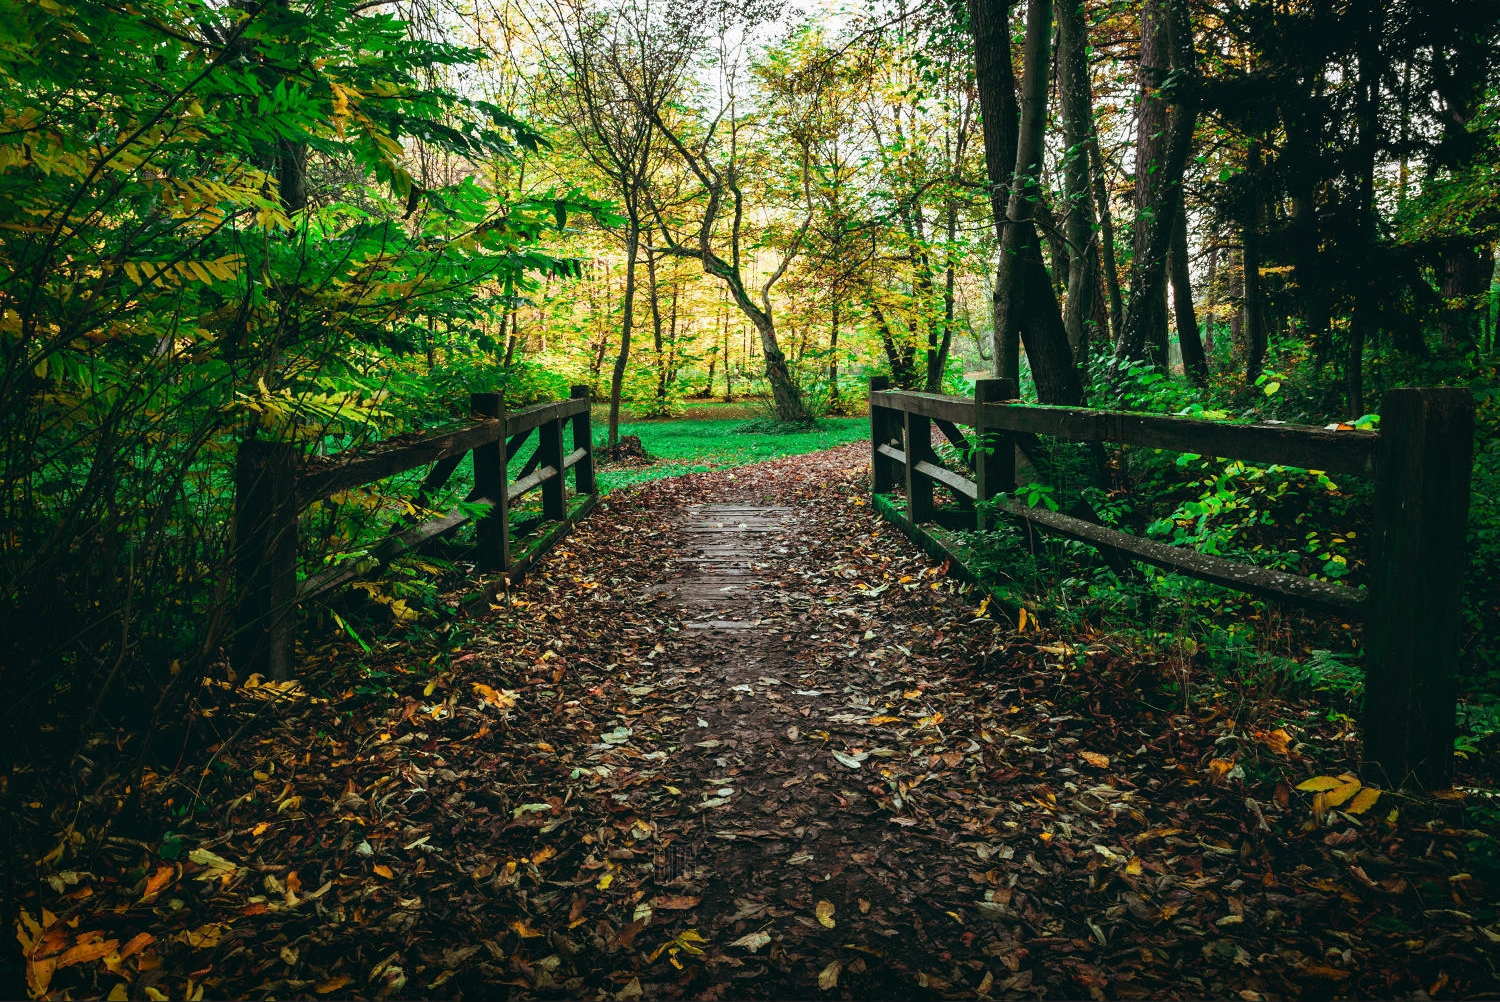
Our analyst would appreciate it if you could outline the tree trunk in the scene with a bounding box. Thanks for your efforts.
[1113,0,1199,376]
[646,249,667,402]
[1203,234,1219,355]
[608,224,639,450]
[1243,150,1268,386]
[1091,137,1125,345]
[1170,193,1206,382]
[1058,0,1100,364]
[966,0,1021,381]
[991,0,1052,374]
[829,296,841,403]
[1129,0,1171,367]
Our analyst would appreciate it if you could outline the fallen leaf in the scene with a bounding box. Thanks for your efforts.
[373,864,394,879]
[1347,786,1381,814]
[818,959,843,989]
[652,895,701,911]
[315,975,352,994]
[731,931,772,953]
[815,900,835,928]
[1296,775,1344,792]
[1079,751,1109,769]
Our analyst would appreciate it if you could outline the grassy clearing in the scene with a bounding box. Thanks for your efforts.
[592,415,869,492]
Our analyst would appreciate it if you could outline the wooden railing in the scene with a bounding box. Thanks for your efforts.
[869,375,1476,791]
[232,386,597,680]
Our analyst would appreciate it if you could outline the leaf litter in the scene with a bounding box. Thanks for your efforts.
[18,443,1498,1000]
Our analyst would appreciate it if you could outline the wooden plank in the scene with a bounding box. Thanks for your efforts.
[935,418,973,457]
[993,499,1366,617]
[875,442,907,465]
[505,397,588,437]
[505,492,600,585]
[870,389,977,425]
[297,419,504,506]
[904,409,934,523]
[232,441,300,680]
[979,401,1378,477]
[471,393,510,571]
[562,447,589,470]
[539,414,567,520]
[914,460,978,501]
[1364,387,1475,791]
[871,493,982,588]
[569,385,597,496]
[508,464,559,502]
[298,504,476,602]
[973,378,1016,529]
[870,377,900,494]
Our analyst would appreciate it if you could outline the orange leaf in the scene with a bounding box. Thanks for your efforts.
[57,937,119,969]
[118,932,155,961]
[652,895,701,911]
[139,865,175,901]
[316,975,353,994]
[373,864,393,879]
[1079,751,1110,769]
[1346,787,1381,815]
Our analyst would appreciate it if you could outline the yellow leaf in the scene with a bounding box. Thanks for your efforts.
[1347,787,1381,815]
[423,679,437,697]
[145,987,169,1001]
[1017,608,1029,632]
[108,983,129,1001]
[1296,776,1345,792]
[472,683,516,709]
[868,715,902,726]
[315,975,352,994]
[818,959,843,990]
[58,937,118,968]
[815,900,835,929]
[1079,751,1109,769]
[1324,780,1362,808]
[373,864,393,879]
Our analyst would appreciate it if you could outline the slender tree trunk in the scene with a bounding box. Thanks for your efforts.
[1058,0,1100,364]
[1091,138,1125,345]
[1130,0,1171,366]
[608,223,639,450]
[1243,146,1268,386]
[1204,235,1219,355]
[1113,0,1199,376]
[646,250,667,402]
[1170,194,1206,382]
[966,0,1020,380]
[829,297,841,403]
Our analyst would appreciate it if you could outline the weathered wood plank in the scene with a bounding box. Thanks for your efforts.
[508,464,559,502]
[505,397,589,437]
[914,460,978,501]
[297,419,504,506]
[233,441,300,681]
[298,504,476,602]
[875,442,907,465]
[870,389,977,425]
[980,401,1377,477]
[562,447,589,470]
[505,492,600,585]
[993,498,1366,616]
[1364,388,1475,791]
[471,393,510,571]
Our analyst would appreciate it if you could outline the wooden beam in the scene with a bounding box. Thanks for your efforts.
[1364,388,1475,791]
[994,499,1367,617]
[471,393,510,571]
[298,504,475,602]
[980,401,1378,477]
[505,397,589,437]
[298,419,504,506]
[508,464,559,503]
[505,493,600,585]
[875,442,907,465]
[870,389,977,425]
[914,460,978,501]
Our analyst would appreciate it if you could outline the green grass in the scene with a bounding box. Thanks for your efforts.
[594,415,869,492]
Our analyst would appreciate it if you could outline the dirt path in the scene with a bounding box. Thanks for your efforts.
[22,444,1496,1001]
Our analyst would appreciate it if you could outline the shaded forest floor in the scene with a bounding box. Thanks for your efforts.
[18,445,1500,1000]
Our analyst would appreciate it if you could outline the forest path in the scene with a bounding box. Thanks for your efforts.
[34,445,1494,1001]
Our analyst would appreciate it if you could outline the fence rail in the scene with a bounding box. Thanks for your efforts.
[869,375,1475,791]
[233,386,597,681]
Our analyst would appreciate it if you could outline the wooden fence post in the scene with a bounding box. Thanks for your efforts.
[1365,387,1475,790]
[974,377,1017,530]
[471,392,510,572]
[570,385,596,496]
[904,407,934,524]
[870,376,899,494]
[233,440,300,681]
[539,411,567,521]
